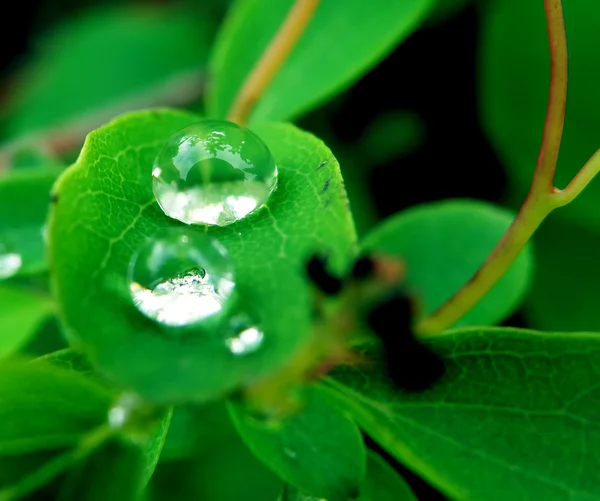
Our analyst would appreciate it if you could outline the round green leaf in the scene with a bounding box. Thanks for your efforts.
[228,386,366,501]
[48,109,356,404]
[329,327,600,501]
[208,0,434,122]
[361,199,533,329]
[479,0,600,228]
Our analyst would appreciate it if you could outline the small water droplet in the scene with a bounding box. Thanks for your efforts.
[284,447,297,460]
[108,393,139,429]
[225,313,264,356]
[129,230,235,327]
[152,120,278,226]
[0,241,22,280]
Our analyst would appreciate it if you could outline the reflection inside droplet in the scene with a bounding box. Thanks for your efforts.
[129,231,235,327]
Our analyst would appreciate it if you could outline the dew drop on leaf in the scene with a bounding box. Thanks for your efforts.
[152,120,278,226]
[0,240,22,279]
[225,312,265,356]
[129,230,235,327]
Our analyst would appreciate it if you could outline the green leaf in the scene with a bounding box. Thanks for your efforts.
[149,430,282,501]
[208,0,434,122]
[525,216,600,331]
[358,451,417,501]
[0,362,112,455]
[3,5,210,140]
[142,408,173,486]
[361,199,533,328]
[0,285,53,358]
[479,0,600,228]
[228,386,366,501]
[48,109,356,404]
[0,168,60,278]
[327,327,600,501]
[57,438,145,501]
[278,450,417,501]
[161,401,237,460]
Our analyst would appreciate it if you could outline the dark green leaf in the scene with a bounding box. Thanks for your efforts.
[358,451,418,501]
[327,327,600,501]
[142,408,173,486]
[149,432,282,501]
[48,109,356,404]
[0,362,112,455]
[0,285,53,358]
[57,438,145,501]
[479,0,600,227]
[0,168,60,277]
[361,199,533,328]
[228,386,366,501]
[208,0,434,122]
[161,401,237,460]
[525,216,600,331]
[3,6,210,141]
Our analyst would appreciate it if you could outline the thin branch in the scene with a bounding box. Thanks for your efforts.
[552,149,600,206]
[226,0,320,125]
[529,0,568,198]
[415,0,569,336]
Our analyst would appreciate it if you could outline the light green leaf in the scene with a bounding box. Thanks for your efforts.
[3,5,210,141]
[327,327,600,501]
[0,168,60,278]
[479,0,600,228]
[48,109,356,404]
[228,386,366,501]
[208,0,434,122]
[361,199,533,328]
[0,285,53,358]
[57,438,145,501]
[0,362,112,455]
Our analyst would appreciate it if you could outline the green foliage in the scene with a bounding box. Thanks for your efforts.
[208,0,434,121]
[48,109,356,404]
[361,199,533,328]
[328,327,600,500]
[358,451,418,501]
[228,386,366,500]
[4,5,211,139]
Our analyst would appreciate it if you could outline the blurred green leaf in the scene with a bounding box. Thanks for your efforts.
[0,285,53,358]
[278,450,417,501]
[0,168,60,278]
[149,431,282,501]
[57,438,145,501]
[228,386,366,500]
[526,216,600,331]
[479,0,600,228]
[427,0,470,25]
[161,401,237,460]
[4,5,210,141]
[48,109,356,404]
[359,110,426,165]
[208,0,434,122]
[327,327,600,501]
[361,199,533,328]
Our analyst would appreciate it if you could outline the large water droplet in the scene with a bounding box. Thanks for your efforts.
[152,120,278,226]
[129,231,235,327]
[0,241,22,279]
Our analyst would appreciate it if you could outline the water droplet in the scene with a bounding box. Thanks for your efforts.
[152,120,278,226]
[108,393,140,430]
[0,241,22,280]
[225,313,265,356]
[284,447,298,460]
[129,230,235,327]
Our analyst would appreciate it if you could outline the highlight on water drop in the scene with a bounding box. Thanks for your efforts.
[129,230,235,327]
[225,313,265,356]
[152,120,278,226]
[0,240,22,280]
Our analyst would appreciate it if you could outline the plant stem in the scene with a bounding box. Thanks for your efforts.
[416,0,575,336]
[226,0,320,125]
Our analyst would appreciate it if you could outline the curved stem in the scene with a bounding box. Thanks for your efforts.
[415,0,569,336]
[226,0,320,125]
